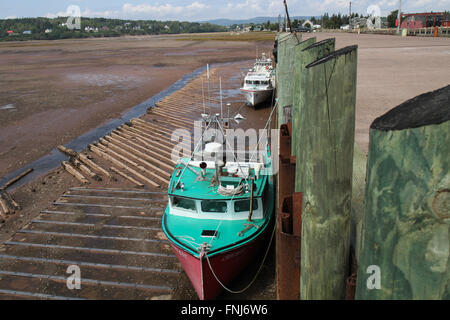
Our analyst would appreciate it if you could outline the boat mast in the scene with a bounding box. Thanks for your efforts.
[202,76,206,115]
[220,77,223,119]
[207,64,211,115]
[247,178,255,221]
[283,0,292,32]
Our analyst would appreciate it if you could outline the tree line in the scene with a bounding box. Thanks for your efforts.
[0,17,227,41]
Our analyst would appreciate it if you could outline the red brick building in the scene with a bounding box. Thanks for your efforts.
[400,12,449,29]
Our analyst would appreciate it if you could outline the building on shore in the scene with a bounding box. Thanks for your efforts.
[400,12,449,29]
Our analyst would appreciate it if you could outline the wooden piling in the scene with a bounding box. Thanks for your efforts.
[0,197,11,215]
[57,145,78,157]
[0,191,21,210]
[295,46,358,300]
[0,168,33,191]
[276,32,301,128]
[61,161,89,184]
[291,38,336,160]
[71,158,101,181]
[355,85,450,300]
[78,154,111,178]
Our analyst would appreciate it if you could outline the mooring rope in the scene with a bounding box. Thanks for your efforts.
[204,216,277,295]
[203,94,279,294]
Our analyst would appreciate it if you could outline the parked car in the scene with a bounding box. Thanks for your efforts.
[294,26,311,32]
[340,24,350,30]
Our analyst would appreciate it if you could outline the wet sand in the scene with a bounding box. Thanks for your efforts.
[0,35,274,179]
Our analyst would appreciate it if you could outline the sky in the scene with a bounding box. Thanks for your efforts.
[1,0,449,21]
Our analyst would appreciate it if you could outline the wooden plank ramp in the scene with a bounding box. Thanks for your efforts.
[0,187,179,300]
[0,65,243,300]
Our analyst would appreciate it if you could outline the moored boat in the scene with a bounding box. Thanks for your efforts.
[162,114,275,300]
[240,72,274,107]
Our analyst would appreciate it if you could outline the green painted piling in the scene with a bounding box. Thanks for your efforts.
[295,46,358,300]
[351,142,367,262]
[355,85,450,300]
[291,38,336,160]
[276,32,301,127]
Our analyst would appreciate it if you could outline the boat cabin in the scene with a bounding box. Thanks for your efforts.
[168,156,270,221]
[242,73,273,89]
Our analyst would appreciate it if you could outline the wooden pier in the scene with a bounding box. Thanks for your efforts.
[275,31,449,300]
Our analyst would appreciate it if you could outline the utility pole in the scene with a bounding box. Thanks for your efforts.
[396,0,402,33]
[283,0,292,32]
[349,1,352,30]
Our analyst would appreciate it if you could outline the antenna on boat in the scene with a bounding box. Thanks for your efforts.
[201,76,206,116]
[227,103,231,129]
[219,77,223,118]
[207,64,211,115]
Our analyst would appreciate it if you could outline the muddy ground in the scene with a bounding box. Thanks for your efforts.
[0,35,273,178]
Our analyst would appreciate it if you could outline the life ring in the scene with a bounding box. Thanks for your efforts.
[266,66,269,70]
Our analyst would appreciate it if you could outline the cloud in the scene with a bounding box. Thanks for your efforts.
[81,8,121,18]
[45,12,70,18]
[122,2,209,19]
[219,0,291,18]
[36,0,450,22]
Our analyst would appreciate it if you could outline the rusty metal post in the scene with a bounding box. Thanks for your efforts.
[276,122,303,299]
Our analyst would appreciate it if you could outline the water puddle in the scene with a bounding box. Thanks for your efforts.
[0,104,17,111]
[66,73,142,88]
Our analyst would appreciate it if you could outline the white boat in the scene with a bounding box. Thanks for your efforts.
[240,53,275,107]
[240,72,274,107]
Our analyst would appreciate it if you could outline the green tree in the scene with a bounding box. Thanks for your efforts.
[387,10,399,28]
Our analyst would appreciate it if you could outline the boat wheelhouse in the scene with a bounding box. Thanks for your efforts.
[251,53,274,74]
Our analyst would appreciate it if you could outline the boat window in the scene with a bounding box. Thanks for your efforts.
[254,81,261,85]
[234,199,259,212]
[246,80,253,85]
[172,197,196,211]
[201,200,228,213]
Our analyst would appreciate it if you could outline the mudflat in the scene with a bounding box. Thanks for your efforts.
[0,34,274,178]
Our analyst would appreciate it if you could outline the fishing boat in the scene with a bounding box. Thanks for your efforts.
[162,113,275,300]
[240,53,275,107]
